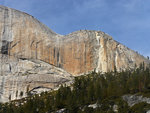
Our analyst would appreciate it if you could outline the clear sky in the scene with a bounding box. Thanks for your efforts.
[1,0,150,57]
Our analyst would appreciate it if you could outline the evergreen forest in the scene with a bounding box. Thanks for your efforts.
[1,64,150,113]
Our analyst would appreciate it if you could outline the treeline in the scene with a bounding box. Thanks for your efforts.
[1,64,150,113]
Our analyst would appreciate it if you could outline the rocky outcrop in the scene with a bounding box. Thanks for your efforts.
[0,54,73,103]
[122,94,150,107]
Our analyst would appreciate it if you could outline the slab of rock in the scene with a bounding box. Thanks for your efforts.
[88,103,98,109]
[122,94,150,107]
[0,54,73,103]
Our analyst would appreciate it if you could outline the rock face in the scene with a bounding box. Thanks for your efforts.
[0,5,150,75]
[59,31,150,75]
[122,94,150,107]
[0,54,73,103]
[0,5,149,76]
[0,5,150,102]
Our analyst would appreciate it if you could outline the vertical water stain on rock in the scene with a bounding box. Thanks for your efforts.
[1,40,10,55]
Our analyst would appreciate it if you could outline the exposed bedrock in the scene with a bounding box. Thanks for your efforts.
[0,5,149,76]
[0,5,150,102]
[0,54,73,103]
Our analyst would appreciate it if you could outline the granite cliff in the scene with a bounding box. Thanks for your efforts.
[0,5,150,102]
[0,54,73,103]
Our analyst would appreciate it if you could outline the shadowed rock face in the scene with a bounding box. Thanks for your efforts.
[0,5,150,102]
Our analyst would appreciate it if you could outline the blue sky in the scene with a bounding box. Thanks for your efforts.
[1,0,150,57]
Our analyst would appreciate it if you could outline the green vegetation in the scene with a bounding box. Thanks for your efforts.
[130,102,150,113]
[1,63,150,113]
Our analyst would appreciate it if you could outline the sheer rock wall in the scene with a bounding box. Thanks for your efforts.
[0,5,149,76]
[0,5,150,102]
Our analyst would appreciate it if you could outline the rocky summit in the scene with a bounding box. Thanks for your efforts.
[0,5,149,102]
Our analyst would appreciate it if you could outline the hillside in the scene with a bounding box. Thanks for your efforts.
[1,65,150,113]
